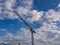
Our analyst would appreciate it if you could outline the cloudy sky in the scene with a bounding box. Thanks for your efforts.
[0,0,60,45]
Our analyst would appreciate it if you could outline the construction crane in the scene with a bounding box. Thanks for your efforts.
[6,9,36,45]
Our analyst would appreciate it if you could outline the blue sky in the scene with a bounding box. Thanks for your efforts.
[0,0,60,45]
[33,0,60,11]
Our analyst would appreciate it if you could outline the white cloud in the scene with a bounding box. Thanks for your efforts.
[0,0,60,45]
[5,0,16,10]
[45,9,60,22]
[0,9,60,45]
[33,9,60,45]
[0,0,33,20]
[0,0,43,21]
[27,10,44,22]
[58,3,60,8]
[17,7,29,16]
[15,9,60,45]
[0,10,18,19]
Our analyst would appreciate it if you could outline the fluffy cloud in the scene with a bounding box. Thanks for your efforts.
[27,10,44,22]
[5,0,16,10]
[0,28,31,45]
[15,8,60,45]
[58,3,60,8]
[0,0,44,21]
[17,7,29,16]
[33,9,60,45]
[0,0,60,45]
[45,9,60,22]
[0,0,43,22]
[0,0,33,20]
